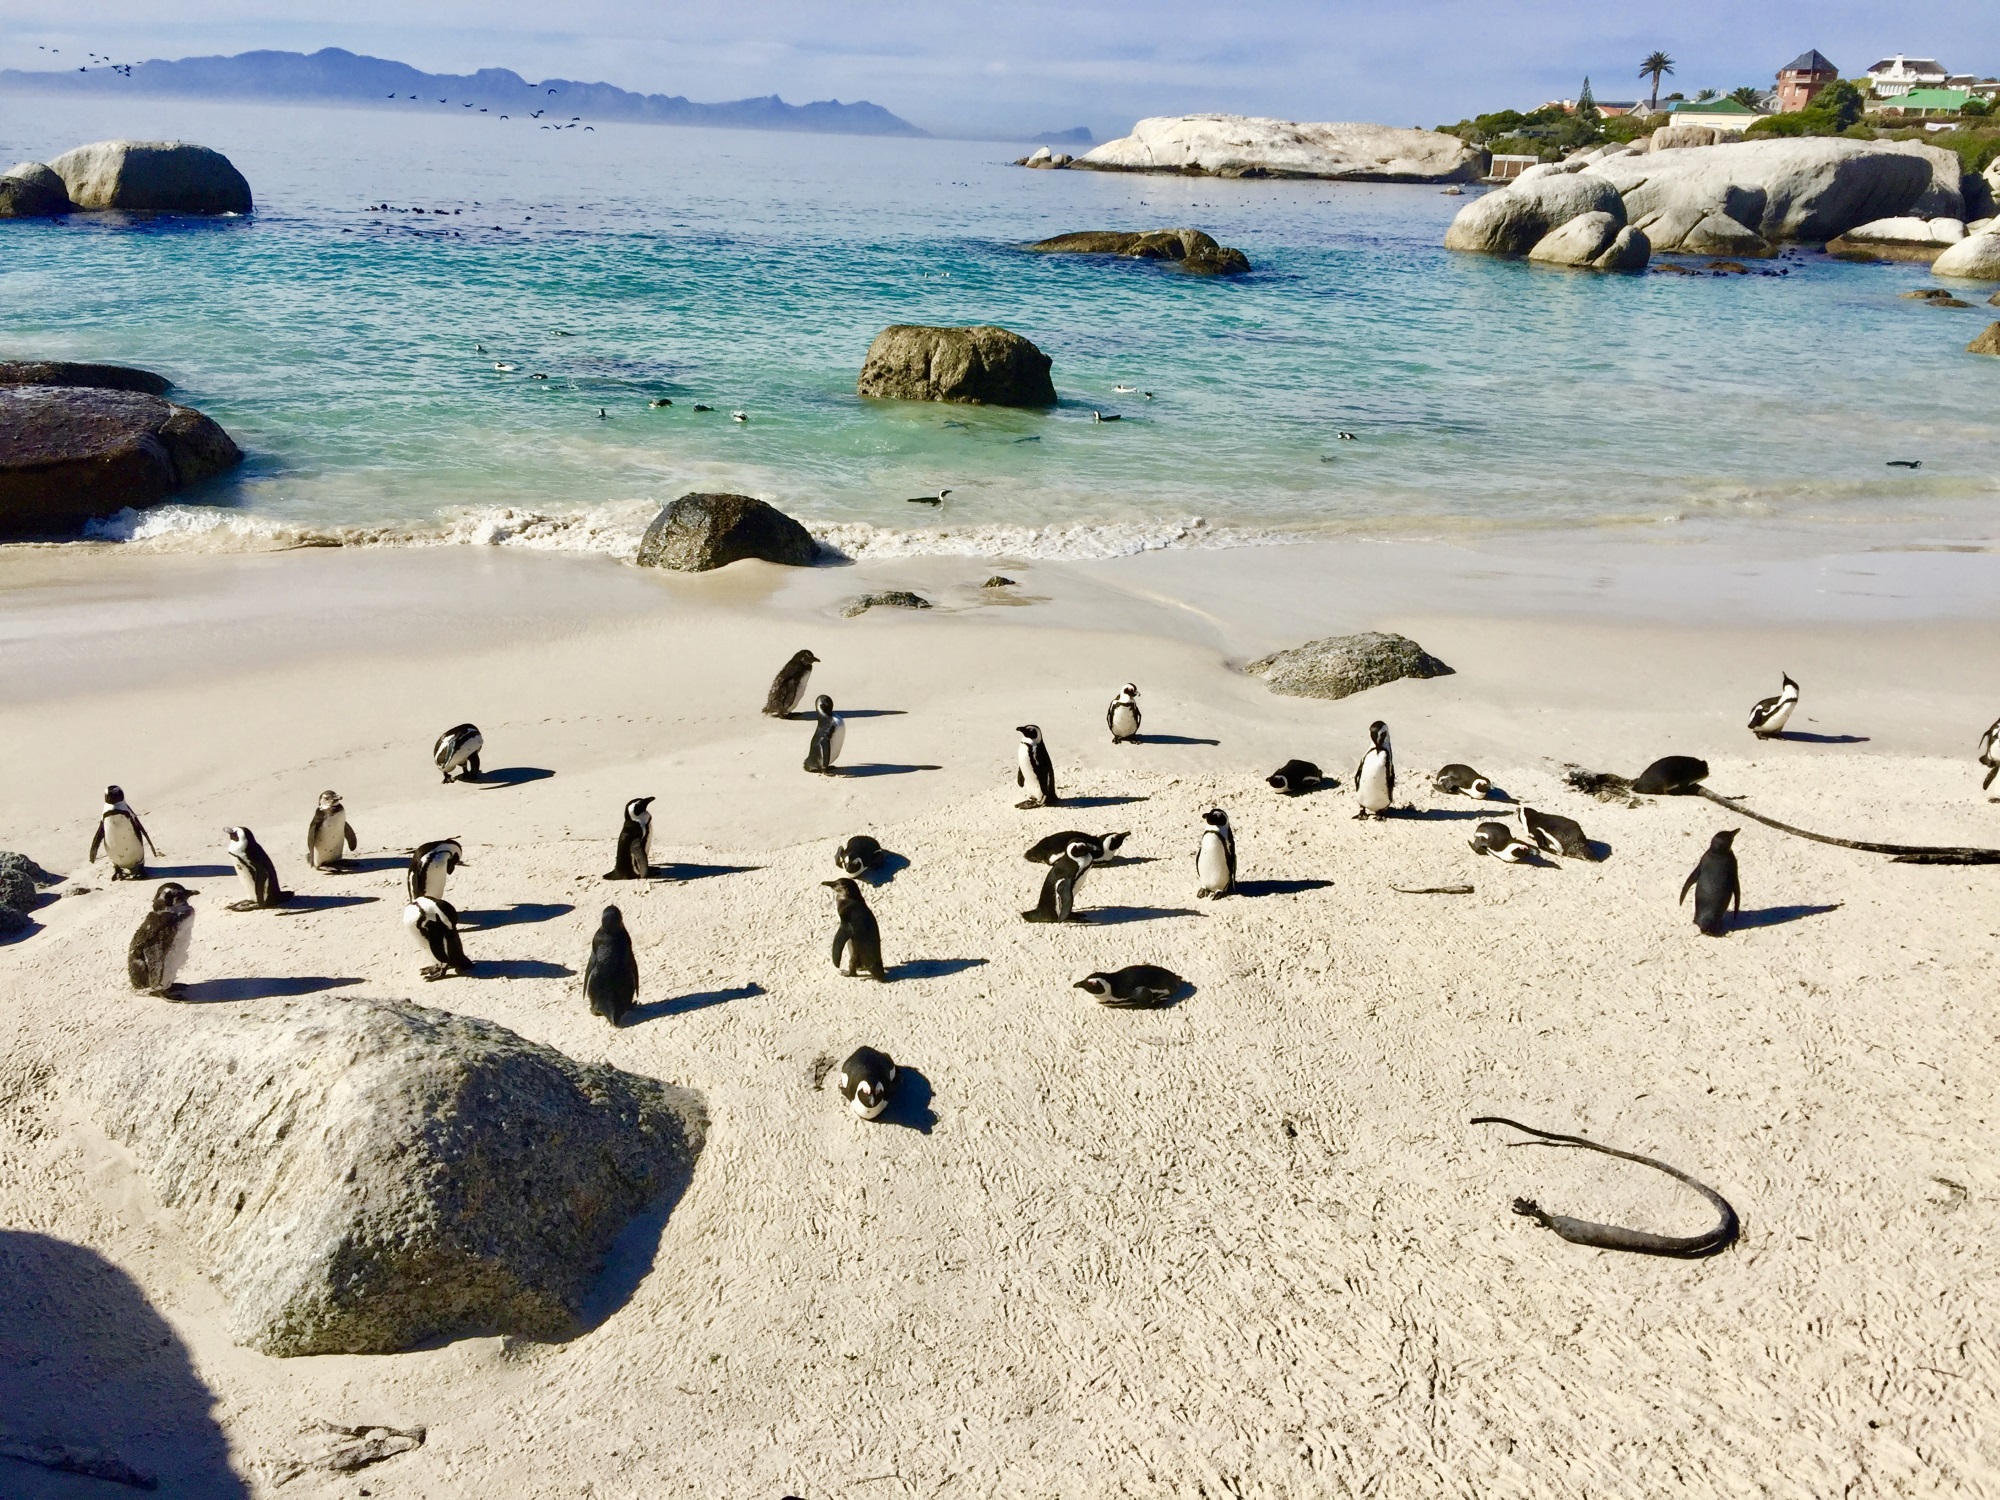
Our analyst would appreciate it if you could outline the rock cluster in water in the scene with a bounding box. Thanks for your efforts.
[1028,228,1251,275]
[1029,114,1482,183]
[636,492,819,571]
[0,140,251,217]
[857,325,1056,407]
[842,590,933,617]
[1245,632,1455,701]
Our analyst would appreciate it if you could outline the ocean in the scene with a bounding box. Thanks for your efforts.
[2,92,1996,559]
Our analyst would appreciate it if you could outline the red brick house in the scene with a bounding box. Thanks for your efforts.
[1776,49,1839,111]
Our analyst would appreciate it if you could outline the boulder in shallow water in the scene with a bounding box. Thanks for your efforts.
[1826,216,1965,262]
[0,387,242,538]
[82,996,707,1356]
[1933,230,2000,281]
[636,492,818,571]
[1526,211,1650,270]
[1077,114,1483,182]
[1444,172,1624,256]
[1968,323,2000,356]
[842,590,932,617]
[1028,228,1251,274]
[857,325,1056,407]
[1678,212,1773,258]
[0,360,172,394]
[1245,631,1454,701]
[0,161,71,218]
[47,140,252,214]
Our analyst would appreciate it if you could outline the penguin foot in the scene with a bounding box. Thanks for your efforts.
[420,964,447,981]
[227,900,260,912]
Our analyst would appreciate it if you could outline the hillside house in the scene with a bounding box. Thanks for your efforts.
[1865,56,1949,98]
[1776,49,1839,111]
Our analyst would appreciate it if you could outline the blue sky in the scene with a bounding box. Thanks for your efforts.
[6,1,1994,137]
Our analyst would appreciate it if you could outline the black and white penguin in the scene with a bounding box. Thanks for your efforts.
[1016,724,1058,806]
[1680,829,1741,936]
[1195,807,1236,898]
[1266,760,1322,795]
[804,695,846,775]
[1632,756,1709,795]
[1432,764,1491,798]
[1355,721,1394,819]
[1468,820,1538,862]
[406,838,465,902]
[834,834,884,877]
[584,904,639,1025]
[1519,805,1596,860]
[1023,830,1127,864]
[1747,674,1799,739]
[836,1045,898,1120]
[403,894,471,979]
[1980,716,2000,791]
[1074,964,1183,1008]
[823,877,885,980]
[604,797,654,880]
[763,649,819,717]
[126,883,197,997]
[224,826,287,910]
[433,722,484,783]
[306,790,357,870]
[1106,684,1141,744]
[1022,840,1095,923]
[89,785,159,880]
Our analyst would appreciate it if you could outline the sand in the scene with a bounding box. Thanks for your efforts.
[2,534,1998,1497]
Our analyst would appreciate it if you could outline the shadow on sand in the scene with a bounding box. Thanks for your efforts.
[624,983,762,1025]
[177,975,363,1003]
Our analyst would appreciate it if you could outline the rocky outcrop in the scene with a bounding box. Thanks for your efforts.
[1933,229,2000,281]
[1443,171,1628,259]
[0,851,55,935]
[47,140,252,214]
[1525,211,1651,270]
[635,492,818,571]
[1969,323,2000,355]
[0,360,172,394]
[842,590,932,618]
[0,161,71,218]
[83,996,707,1356]
[1074,114,1483,183]
[1029,228,1250,275]
[1827,216,1966,262]
[856,325,1056,406]
[1245,631,1454,701]
[0,387,242,537]
[1648,127,1721,151]
[1019,147,1074,169]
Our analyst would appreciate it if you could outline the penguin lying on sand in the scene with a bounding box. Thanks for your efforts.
[306,790,357,870]
[1468,821,1539,862]
[1433,764,1491,798]
[1266,760,1322,795]
[1023,830,1127,864]
[1747,674,1799,739]
[805,695,845,774]
[605,797,654,879]
[1195,808,1236,897]
[585,905,638,1025]
[433,722,484,783]
[764,650,818,717]
[1106,684,1141,744]
[1074,965,1183,1008]
[1023,840,1095,922]
[90,785,160,880]
[127,884,196,998]
[835,834,885,877]
[823,877,885,980]
[1632,756,1709,795]
[404,895,472,979]
[1681,830,1741,936]
[225,827,288,909]
[1519,806,1598,860]
[837,1046,898,1120]
[1016,724,1058,806]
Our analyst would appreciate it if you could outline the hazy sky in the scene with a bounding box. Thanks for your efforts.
[5,2,1994,137]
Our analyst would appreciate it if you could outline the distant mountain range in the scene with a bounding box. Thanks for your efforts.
[0,47,925,138]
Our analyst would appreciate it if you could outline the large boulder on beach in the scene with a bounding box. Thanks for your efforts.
[636,492,818,571]
[1076,114,1483,183]
[46,140,252,214]
[0,387,242,537]
[0,360,172,394]
[856,325,1056,406]
[1933,230,2000,281]
[1525,211,1651,270]
[1245,631,1454,701]
[82,996,707,1356]
[0,161,72,218]
[0,851,53,935]
[1445,170,1625,256]
[1029,228,1251,275]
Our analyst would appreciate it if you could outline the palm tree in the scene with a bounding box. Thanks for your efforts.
[1640,50,1675,110]
[1694,88,1718,103]
[1728,86,1765,109]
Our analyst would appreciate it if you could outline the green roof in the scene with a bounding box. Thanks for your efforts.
[1887,88,1972,110]
[1673,98,1760,115]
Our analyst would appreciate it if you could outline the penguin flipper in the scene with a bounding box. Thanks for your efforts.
[1985,763,1999,792]
[345,823,358,851]
[1679,867,1698,904]
[89,824,103,863]
[135,816,161,857]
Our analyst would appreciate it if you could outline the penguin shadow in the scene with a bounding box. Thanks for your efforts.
[175,975,364,1003]
[474,958,575,979]
[1768,732,1870,744]
[1730,902,1844,930]
[0,915,43,946]
[887,957,988,981]
[838,763,942,778]
[1393,807,1489,822]
[857,852,911,886]
[1235,878,1336,897]
[1130,734,1222,747]
[467,766,556,788]
[459,901,573,931]
[878,1067,937,1133]
[274,893,380,913]
[147,863,234,880]
[623,982,762,1025]
[1082,905,1203,925]
[327,854,408,874]
[651,861,761,882]
[829,709,908,719]
[1052,795,1151,809]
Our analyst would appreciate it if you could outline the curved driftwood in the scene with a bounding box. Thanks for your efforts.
[1471,1116,1739,1259]
[1691,788,2000,865]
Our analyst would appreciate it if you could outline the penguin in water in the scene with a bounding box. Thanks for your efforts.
[1681,829,1741,936]
[604,797,654,880]
[763,649,818,717]
[1519,805,1597,860]
[823,877,886,980]
[1074,964,1184,1008]
[224,827,287,910]
[1979,715,2000,792]
[407,838,465,901]
[1266,760,1323,795]
[1747,674,1800,739]
[1023,830,1127,864]
[1355,721,1395,819]
[89,785,160,880]
[1016,724,1058,807]
[1468,820,1539,863]
[1106,683,1141,744]
[433,722,484,783]
[1023,839,1095,923]
[306,790,357,870]
[1432,764,1491,798]
[834,834,884,877]
[1195,807,1236,898]
[127,884,197,998]
[836,1046,898,1120]
[403,895,471,979]
[804,695,845,775]
[584,905,639,1025]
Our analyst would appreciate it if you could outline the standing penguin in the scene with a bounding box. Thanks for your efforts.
[836,1046,898,1120]
[89,785,160,880]
[1355,721,1394,819]
[584,905,639,1025]
[1978,715,1999,791]
[127,883,197,998]
[604,797,654,879]
[763,649,819,717]
[1680,829,1741,937]
[1106,684,1141,744]
[1022,839,1095,923]
[1747,674,1800,739]
[1266,760,1323,795]
[433,722,484,783]
[306,790,357,870]
[403,895,471,979]
[1195,807,1236,898]
[1016,724,1058,807]
[804,695,846,775]
[406,838,465,902]
[224,827,287,910]
[823,877,886,980]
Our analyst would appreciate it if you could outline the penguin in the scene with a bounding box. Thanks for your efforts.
[1266,760,1322,795]
[1016,724,1058,806]
[1519,805,1597,860]
[1195,807,1236,898]
[823,877,885,980]
[1106,683,1141,744]
[1979,715,2000,791]
[403,895,471,979]
[835,1045,898,1120]
[604,797,654,880]
[584,904,639,1025]
[1022,840,1095,923]
[1747,674,1800,739]
[834,834,884,877]
[1023,830,1128,864]
[306,790,357,870]
[1432,764,1491,798]
[406,838,465,902]
[89,785,160,880]
[1468,820,1538,862]
[224,827,287,910]
[1680,829,1741,936]
[433,722,484,783]
[1074,964,1184,1008]
[763,649,818,717]
[1355,720,1394,819]
[804,695,845,775]
[1632,756,1710,795]
[126,883,197,997]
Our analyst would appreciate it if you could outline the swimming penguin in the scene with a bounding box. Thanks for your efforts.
[1519,805,1597,860]
[306,790,357,870]
[1355,721,1395,819]
[406,837,465,901]
[1747,674,1800,739]
[1016,724,1058,807]
[1106,684,1141,744]
[403,895,471,979]
[1468,820,1538,862]
[89,785,160,880]
[836,1045,898,1120]
[1680,829,1741,936]
[584,905,639,1025]
[604,796,654,880]
[1022,840,1095,923]
[1632,756,1710,795]
[433,723,484,783]
[823,877,886,980]
[224,826,287,910]
[1074,964,1184,1008]
[804,694,845,774]
[763,649,819,717]
[127,884,197,998]
[1195,807,1236,898]
[1432,764,1491,798]
[834,834,885,877]
[1979,715,2000,791]
[1266,760,1323,795]
[1023,830,1127,864]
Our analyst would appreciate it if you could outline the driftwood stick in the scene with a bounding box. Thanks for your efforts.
[1692,788,2000,864]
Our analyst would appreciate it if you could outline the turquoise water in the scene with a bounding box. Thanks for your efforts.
[2,94,1996,557]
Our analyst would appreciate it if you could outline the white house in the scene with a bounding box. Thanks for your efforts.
[1667,98,1768,133]
[1866,56,1950,98]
